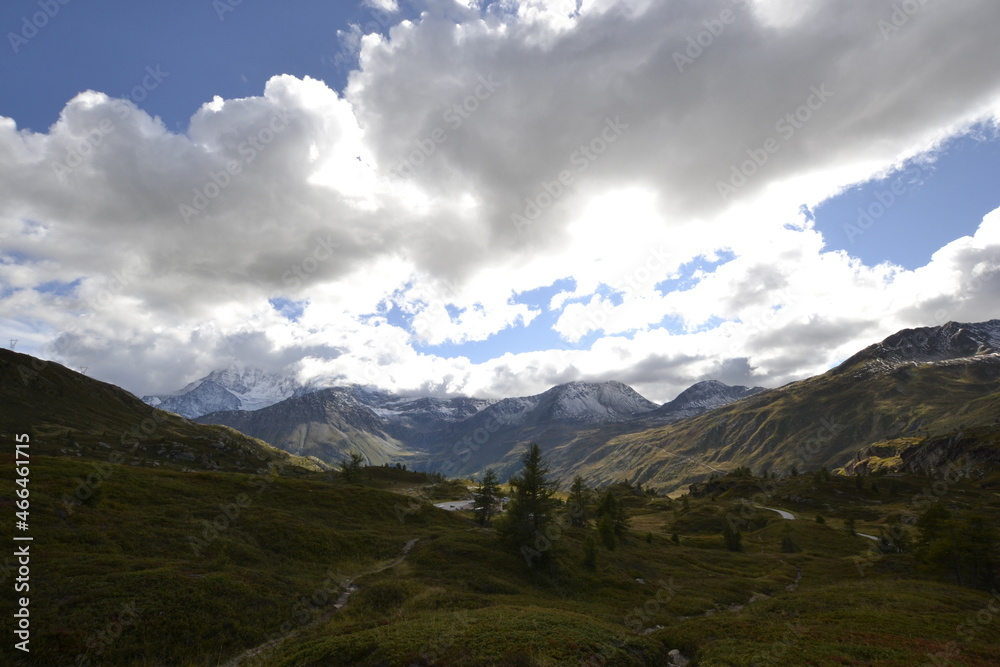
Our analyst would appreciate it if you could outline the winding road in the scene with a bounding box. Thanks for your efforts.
[755,505,880,541]
[756,506,795,520]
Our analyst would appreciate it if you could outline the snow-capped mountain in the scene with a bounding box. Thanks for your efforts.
[195,380,662,468]
[838,320,1000,372]
[515,380,659,426]
[645,380,766,422]
[347,386,497,429]
[142,367,310,419]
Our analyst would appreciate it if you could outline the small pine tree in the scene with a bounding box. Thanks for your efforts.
[597,490,631,537]
[472,468,501,527]
[723,522,743,552]
[845,515,856,536]
[339,451,366,483]
[671,532,680,545]
[815,514,826,524]
[646,532,653,544]
[496,444,560,568]
[598,515,617,550]
[567,476,590,528]
[877,520,912,555]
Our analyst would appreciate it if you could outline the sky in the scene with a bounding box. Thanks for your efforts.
[1,0,1000,404]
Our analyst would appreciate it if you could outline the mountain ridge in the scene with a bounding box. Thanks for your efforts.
[142,365,309,418]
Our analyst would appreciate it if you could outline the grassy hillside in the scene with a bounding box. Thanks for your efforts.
[3,349,999,665]
[2,451,998,665]
[560,354,1000,493]
[0,349,327,475]
[0,456,456,666]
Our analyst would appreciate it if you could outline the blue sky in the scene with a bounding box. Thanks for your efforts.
[2,0,999,401]
[1,1,410,132]
[812,130,1000,271]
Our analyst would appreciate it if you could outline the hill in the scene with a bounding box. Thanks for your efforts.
[0,349,326,475]
[566,322,1000,492]
[1,345,999,665]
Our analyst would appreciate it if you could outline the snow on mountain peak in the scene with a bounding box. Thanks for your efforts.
[142,366,306,418]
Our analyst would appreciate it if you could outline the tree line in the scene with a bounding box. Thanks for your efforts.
[471,443,633,569]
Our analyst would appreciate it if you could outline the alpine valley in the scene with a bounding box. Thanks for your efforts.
[2,319,1000,666]
[164,319,1000,493]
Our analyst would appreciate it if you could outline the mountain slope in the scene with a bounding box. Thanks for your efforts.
[196,378,769,477]
[645,380,766,422]
[836,319,1000,370]
[566,321,1000,492]
[197,387,410,465]
[0,349,324,474]
[143,366,308,418]
[407,381,661,478]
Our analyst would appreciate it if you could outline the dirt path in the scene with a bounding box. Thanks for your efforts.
[756,505,796,520]
[221,538,419,667]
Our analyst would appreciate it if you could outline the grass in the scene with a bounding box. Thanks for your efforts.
[0,456,455,666]
[3,349,999,665]
[2,455,998,666]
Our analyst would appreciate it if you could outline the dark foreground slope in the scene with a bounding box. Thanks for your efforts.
[0,349,326,474]
[3,456,998,666]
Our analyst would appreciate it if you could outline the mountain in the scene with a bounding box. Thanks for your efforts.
[0,349,326,474]
[11,342,1000,666]
[196,387,408,465]
[195,385,497,465]
[142,366,310,418]
[837,319,1000,370]
[644,380,766,422]
[196,380,667,473]
[565,320,1000,492]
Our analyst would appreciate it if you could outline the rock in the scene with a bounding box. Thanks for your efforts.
[668,648,691,666]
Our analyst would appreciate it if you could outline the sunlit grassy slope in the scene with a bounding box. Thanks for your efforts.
[559,354,1000,493]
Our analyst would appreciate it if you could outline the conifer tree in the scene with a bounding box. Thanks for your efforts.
[472,468,501,527]
[567,475,590,528]
[497,443,560,568]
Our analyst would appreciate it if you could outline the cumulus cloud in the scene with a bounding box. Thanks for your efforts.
[2,0,1000,402]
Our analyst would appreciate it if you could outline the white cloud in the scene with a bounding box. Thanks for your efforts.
[364,0,399,13]
[2,0,1000,402]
